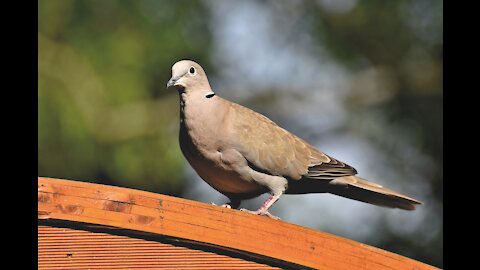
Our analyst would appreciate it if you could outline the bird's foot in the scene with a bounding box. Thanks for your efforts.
[211,202,233,209]
[220,203,232,209]
[240,208,280,220]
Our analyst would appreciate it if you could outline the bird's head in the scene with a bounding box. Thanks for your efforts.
[167,60,212,96]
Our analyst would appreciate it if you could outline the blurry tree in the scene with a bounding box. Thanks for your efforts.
[308,2,442,264]
[38,0,442,267]
[38,0,213,194]
[248,0,443,266]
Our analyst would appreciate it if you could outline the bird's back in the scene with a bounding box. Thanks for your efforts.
[227,101,355,180]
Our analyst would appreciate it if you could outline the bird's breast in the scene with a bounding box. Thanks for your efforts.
[179,102,263,195]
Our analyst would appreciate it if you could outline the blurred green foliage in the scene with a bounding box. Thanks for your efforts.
[282,1,442,265]
[38,0,442,267]
[39,0,213,194]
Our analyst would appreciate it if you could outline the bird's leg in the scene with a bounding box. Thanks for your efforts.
[240,193,282,220]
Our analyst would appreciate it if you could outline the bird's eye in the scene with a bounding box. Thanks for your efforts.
[189,67,195,74]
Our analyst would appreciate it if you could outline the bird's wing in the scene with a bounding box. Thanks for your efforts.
[229,102,356,180]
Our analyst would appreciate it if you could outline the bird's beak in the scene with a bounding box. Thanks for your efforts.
[166,76,179,89]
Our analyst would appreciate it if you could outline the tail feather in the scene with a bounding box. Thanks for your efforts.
[328,176,423,210]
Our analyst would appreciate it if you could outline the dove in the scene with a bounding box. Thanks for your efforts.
[166,60,422,219]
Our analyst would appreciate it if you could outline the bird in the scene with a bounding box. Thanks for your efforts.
[166,59,422,219]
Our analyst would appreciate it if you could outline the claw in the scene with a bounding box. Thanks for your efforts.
[240,208,280,220]
[221,204,232,209]
[211,202,233,209]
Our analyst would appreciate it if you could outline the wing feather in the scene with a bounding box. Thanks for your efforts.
[229,103,354,180]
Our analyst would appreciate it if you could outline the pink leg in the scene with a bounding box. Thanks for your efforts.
[240,193,282,220]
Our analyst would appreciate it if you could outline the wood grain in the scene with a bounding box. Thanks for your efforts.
[38,177,439,270]
[39,224,280,270]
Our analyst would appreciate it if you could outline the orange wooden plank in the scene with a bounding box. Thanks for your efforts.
[38,224,279,270]
[38,177,439,270]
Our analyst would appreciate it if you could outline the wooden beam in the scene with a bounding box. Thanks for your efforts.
[38,177,439,270]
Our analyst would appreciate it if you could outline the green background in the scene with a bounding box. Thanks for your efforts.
[38,0,442,267]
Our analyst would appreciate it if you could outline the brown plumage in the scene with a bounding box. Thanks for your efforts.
[167,60,422,219]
